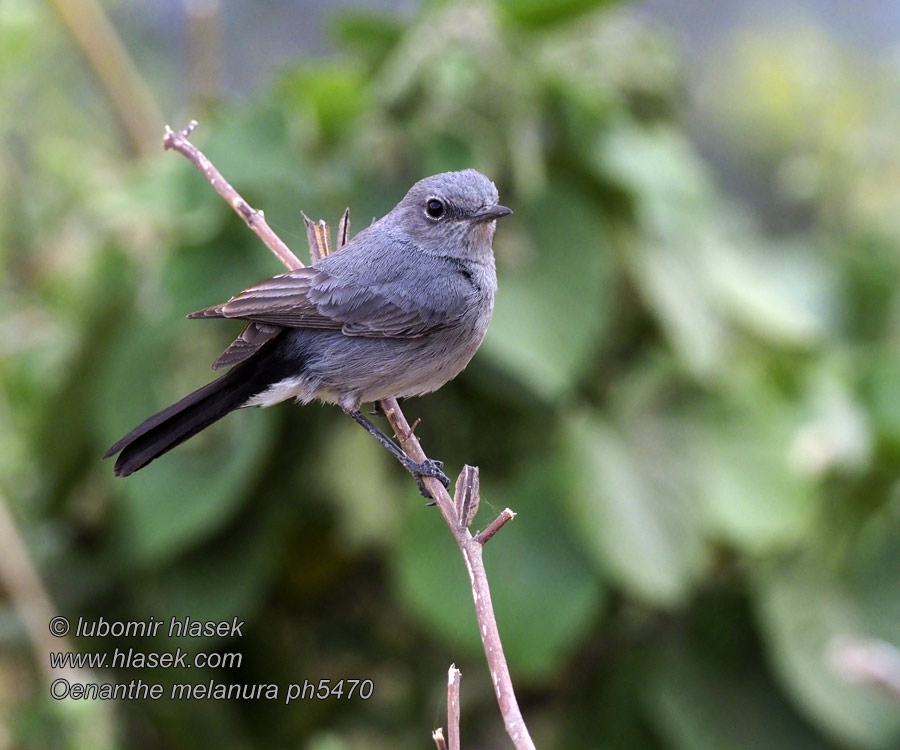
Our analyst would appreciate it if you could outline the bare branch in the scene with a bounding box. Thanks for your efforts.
[432,728,447,750]
[448,664,462,750]
[0,489,116,744]
[382,399,532,749]
[163,122,305,271]
[0,489,79,686]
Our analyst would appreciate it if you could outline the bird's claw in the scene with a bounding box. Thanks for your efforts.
[408,458,450,499]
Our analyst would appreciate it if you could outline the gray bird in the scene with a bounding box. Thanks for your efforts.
[103,169,512,494]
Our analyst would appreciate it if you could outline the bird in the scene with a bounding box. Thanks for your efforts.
[103,169,512,494]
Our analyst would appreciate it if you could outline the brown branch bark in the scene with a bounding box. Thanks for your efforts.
[163,122,304,271]
[377,416,533,750]
[162,122,535,749]
[447,664,462,750]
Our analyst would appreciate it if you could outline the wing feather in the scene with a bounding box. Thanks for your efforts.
[188,260,459,340]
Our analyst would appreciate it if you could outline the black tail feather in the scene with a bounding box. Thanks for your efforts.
[104,364,269,477]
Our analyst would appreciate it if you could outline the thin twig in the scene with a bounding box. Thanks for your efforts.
[0,490,79,686]
[337,207,351,249]
[448,664,462,750]
[475,508,517,546]
[432,729,447,750]
[163,122,304,271]
[0,489,116,748]
[47,0,163,156]
[163,123,534,749]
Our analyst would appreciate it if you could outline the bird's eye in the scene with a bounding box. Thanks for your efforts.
[425,198,445,219]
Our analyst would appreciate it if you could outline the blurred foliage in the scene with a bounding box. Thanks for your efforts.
[2,0,900,748]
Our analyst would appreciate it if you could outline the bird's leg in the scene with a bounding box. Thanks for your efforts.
[369,398,403,417]
[345,409,450,498]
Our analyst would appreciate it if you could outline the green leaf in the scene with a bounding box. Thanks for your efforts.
[756,559,900,748]
[315,419,404,550]
[483,179,615,399]
[496,0,619,27]
[598,125,731,378]
[710,239,834,348]
[113,408,273,567]
[333,11,403,71]
[646,638,830,750]
[685,406,817,552]
[280,63,369,141]
[136,508,280,642]
[100,320,275,566]
[859,352,900,450]
[564,413,707,605]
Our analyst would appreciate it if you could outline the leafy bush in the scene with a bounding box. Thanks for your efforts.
[2,0,899,747]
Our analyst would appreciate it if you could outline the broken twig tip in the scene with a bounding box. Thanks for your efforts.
[474,507,516,546]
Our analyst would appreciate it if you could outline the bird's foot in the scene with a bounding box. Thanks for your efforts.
[403,457,449,499]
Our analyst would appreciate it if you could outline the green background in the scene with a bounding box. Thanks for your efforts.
[2,0,900,747]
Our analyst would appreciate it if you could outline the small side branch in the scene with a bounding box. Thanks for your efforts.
[475,508,516,546]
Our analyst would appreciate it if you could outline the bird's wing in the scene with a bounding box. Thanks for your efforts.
[188,268,343,329]
[189,262,461,339]
[210,321,282,370]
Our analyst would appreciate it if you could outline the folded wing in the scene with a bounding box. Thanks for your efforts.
[190,262,462,368]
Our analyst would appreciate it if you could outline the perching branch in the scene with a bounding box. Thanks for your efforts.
[162,122,534,749]
[163,122,304,272]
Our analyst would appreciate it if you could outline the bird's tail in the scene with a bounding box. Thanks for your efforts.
[103,361,275,477]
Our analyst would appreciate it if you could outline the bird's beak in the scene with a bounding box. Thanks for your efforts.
[472,205,513,222]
